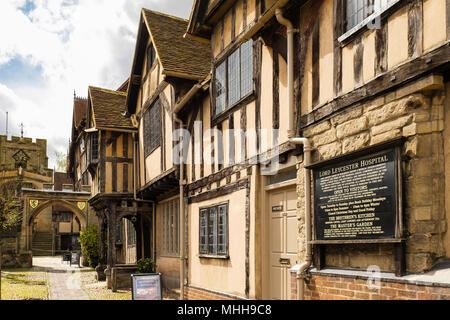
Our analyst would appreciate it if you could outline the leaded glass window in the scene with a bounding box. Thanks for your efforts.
[199,203,228,256]
[143,100,161,156]
[214,39,254,115]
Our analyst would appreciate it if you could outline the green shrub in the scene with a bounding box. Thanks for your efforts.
[136,258,156,274]
[79,225,99,268]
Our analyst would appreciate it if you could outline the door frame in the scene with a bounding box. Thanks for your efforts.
[261,172,297,300]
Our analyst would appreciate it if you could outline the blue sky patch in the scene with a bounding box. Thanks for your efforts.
[19,0,36,15]
[0,57,45,89]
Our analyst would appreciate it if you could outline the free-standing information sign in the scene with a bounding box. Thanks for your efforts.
[131,273,162,300]
[312,146,402,241]
[70,252,80,267]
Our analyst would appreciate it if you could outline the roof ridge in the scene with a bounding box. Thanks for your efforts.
[141,8,188,23]
[88,86,127,96]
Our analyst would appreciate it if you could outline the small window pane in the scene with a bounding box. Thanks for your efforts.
[199,209,208,254]
[228,49,240,106]
[208,207,217,255]
[240,39,254,97]
[215,61,227,115]
[217,205,227,255]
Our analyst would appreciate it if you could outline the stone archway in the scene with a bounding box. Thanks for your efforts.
[25,199,87,253]
[20,189,91,254]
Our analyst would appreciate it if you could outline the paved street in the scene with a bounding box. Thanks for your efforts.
[33,256,90,300]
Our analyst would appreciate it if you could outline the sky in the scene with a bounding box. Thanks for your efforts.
[0,0,194,170]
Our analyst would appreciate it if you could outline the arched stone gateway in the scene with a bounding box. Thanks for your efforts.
[20,188,91,255]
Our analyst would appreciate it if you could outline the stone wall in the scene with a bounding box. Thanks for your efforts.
[298,82,447,273]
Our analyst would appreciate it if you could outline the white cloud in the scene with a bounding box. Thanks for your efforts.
[0,0,194,169]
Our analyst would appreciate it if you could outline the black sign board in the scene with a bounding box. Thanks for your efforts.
[313,148,400,241]
[70,252,80,267]
[131,273,162,300]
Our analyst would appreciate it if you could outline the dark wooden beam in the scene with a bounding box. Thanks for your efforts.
[312,20,320,107]
[273,46,280,131]
[408,0,423,59]
[375,21,388,76]
[301,43,450,128]
[333,0,344,96]
[354,35,364,87]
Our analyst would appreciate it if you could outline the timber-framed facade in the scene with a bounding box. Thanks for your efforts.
[61,0,450,300]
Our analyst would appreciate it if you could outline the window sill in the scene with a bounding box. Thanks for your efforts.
[212,91,255,126]
[198,254,229,260]
[338,0,401,46]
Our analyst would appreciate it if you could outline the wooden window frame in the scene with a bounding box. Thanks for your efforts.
[338,0,401,44]
[199,202,229,259]
[212,39,254,119]
[161,199,179,257]
[143,100,162,157]
[146,44,156,74]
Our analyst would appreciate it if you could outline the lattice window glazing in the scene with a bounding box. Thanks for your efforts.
[144,100,161,157]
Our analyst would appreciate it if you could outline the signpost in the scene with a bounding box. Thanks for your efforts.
[313,149,398,241]
[131,273,162,300]
[70,252,80,267]
[308,139,406,276]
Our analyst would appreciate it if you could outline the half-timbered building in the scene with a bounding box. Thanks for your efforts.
[125,8,211,293]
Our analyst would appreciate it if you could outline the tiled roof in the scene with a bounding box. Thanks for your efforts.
[88,86,133,130]
[73,98,88,128]
[54,172,73,191]
[142,9,211,80]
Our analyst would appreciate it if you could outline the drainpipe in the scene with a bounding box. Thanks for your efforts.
[276,8,313,300]
[173,114,186,300]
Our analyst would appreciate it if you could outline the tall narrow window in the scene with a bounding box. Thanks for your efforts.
[143,101,161,156]
[228,49,240,106]
[161,199,179,256]
[127,220,136,246]
[215,61,227,115]
[147,44,156,73]
[240,39,253,97]
[199,203,229,257]
[90,131,99,162]
[199,209,208,254]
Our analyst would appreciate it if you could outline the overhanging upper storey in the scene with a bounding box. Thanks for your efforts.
[126,8,212,115]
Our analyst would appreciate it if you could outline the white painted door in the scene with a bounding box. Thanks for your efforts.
[269,187,298,300]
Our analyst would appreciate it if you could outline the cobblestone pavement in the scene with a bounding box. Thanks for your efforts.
[33,256,90,300]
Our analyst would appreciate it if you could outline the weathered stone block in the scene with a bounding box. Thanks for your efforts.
[411,158,433,178]
[331,106,363,126]
[411,207,432,221]
[363,96,386,112]
[336,117,368,139]
[367,94,425,126]
[431,105,444,121]
[431,120,444,132]
[342,133,370,154]
[416,122,432,134]
[406,253,433,273]
[406,234,439,254]
[311,129,337,147]
[303,120,331,138]
[317,142,342,160]
[403,137,418,157]
[371,115,413,136]
[371,129,402,145]
[405,178,433,207]
[413,111,430,122]
[402,123,417,137]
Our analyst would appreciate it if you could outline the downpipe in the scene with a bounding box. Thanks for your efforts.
[276,9,313,300]
[174,114,186,300]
